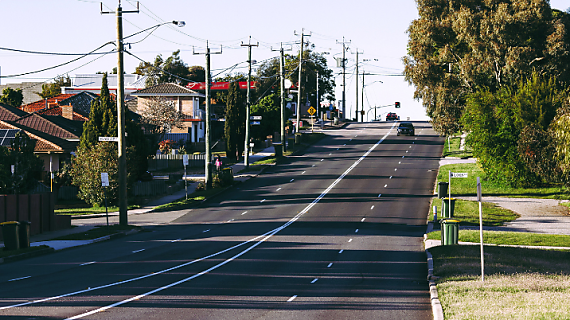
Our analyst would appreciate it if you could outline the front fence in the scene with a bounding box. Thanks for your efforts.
[148,153,206,171]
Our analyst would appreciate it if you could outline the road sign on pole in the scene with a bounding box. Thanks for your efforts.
[307,106,316,116]
[99,137,119,142]
[451,172,468,178]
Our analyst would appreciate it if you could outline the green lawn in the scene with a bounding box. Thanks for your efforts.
[427,230,570,247]
[55,204,141,215]
[152,188,222,212]
[442,135,473,158]
[438,163,569,199]
[430,198,519,226]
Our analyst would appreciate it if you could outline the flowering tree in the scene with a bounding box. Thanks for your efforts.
[139,97,184,141]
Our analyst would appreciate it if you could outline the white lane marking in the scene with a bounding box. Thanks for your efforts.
[395,168,398,171]
[302,171,306,174]
[339,249,344,254]
[329,153,332,156]
[350,139,353,141]
[241,211,247,215]
[290,179,295,182]
[327,263,333,268]
[227,219,234,223]
[260,199,266,203]
[320,159,324,162]
[311,278,319,284]
[371,205,374,210]
[312,164,315,167]
[343,144,346,146]
[287,295,297,302]
[8,276,31,282]
[203,229,210,233]
[15,124,399,318]
[399,161,401,164]
[348,239,353,243]
[276,188,281,191]
[378,194,382,197]
[336,148,339,150]
[132,249,145,254]
[390,176,393,179]
[384,184,388,188]
[361,218,366,222]
[402,156,405,158]
[80,261,96,266]
[355,229,359,233]
[409,146,412,148]
[406,150,409,153]
[170,239,181,243]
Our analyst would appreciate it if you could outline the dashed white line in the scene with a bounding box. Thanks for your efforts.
[80,261,96,266]
[311,278,319,284]
[399,161,401,164]
[260,199,266,203]
[312,164,315,167]
[287,295,297,302]
[361,218,366,222]
[290,179,295,182]
[170,239,181,243]
[348,239,353,243]
[329,153,332,156]
[203,229,210,233]
[327,263,333,268]
[384,184,388,187]
[343,144,346,146]
[339,249,344,253]
[378,194,382,197]
[241,211,248,215]
[132,249,145,254]
[227,219,234,223]
[371,205,375,210]
[336,148,339,150]
[355,229,359,233]
[389,176,393,179]
[395,168,398,171]
[402,156,405,158]
[8,276,31,282]
[302,171,306,174]
[406,150,409,153]
[276,188,281,191]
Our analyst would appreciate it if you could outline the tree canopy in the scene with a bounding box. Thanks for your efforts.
[0,87,23,108]
[404,0,570,135]
[224,81,246,162]
[134,50,205,87]
[39,76,71,99]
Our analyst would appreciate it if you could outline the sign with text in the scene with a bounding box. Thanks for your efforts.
[252,121,261,125]
[99,137,119,142]
[250,116,262,120]
[101,172,109,187]
[451,172,468,178]
[183,154,189,166]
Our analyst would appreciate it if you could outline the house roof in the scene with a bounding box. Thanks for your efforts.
[131,83,205,97]
[0,102,28,120]
[20,94,75,113]
[11,113,80,140]
[0,120,75,153]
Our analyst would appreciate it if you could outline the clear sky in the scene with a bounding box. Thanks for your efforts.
[0,0,568,121]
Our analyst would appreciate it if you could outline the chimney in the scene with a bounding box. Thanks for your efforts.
[61,104,73,120]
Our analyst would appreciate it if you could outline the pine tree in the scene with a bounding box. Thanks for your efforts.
[224,82,246,162]
[79,73,117,151]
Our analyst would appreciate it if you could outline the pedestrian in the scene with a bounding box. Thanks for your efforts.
[215,155,222,172]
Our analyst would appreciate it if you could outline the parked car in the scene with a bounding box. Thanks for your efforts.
[397,122,415,136]
[386,112,399,121]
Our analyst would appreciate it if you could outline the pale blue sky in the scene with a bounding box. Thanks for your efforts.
[0,0,568,121]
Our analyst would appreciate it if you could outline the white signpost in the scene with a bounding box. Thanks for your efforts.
[183,155,189,200]
[98,137,119,142]
[477,177,485,281]
[101,172,110,228]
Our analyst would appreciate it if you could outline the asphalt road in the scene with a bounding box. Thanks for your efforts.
[0,121,444,319]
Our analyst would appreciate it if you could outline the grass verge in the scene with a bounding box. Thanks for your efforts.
[53,224,140,240]
[438,163,569,199]
[442,135,473,158]
[152,188,222,212]
[0,245,51,259]
[430,198,519,226]
[431,245,570,319]
[55,204,141,215]
[427,230,570,247]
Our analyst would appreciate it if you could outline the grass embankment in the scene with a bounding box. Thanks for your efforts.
[438,163,569,199]
[432,245,570,319]
[442,134,473,158]
[431,198,519,226]
[152,188,222,212]
[55,204,141,216]
[427,230,570,247]
[53,224,140,240]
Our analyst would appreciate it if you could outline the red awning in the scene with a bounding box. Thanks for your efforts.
[186,81,257,91]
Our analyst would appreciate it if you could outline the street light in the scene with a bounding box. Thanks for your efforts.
[123,20,186,41]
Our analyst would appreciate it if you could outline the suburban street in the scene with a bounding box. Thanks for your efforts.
[0,121,444,319]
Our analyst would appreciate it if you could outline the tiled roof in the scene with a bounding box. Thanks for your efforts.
[57,91,98,116]
[0,103,29,121]
[0,121,75,153]
[13,113,80,140]
[36,106,89,121]
[132,83,205,97]
[20,94,75,113]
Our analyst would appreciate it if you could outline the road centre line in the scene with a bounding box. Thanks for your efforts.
[327,263,333,268]
[361,218,366,222]
[290,179,295,182]
[241,211,248,215]
[260,199,266,203]
[6,123,398,318]
[302,171,306,174]
[170,239,181,243]
[348,239,353,243]
[321,159,324,161]
[311,278,319,284]
[384,184,388,187]
[339,249,344,253]
[355,229,359,233]
[132,249,145,254]
[203,229,210,233]
[80,261,96,266]
[8,276,31,282]
[378,194,382,197]
[276,188,282,191]
[287,295,297,302]
[371,205,374,210]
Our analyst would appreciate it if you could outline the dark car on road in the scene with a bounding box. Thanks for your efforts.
[397,122,415,136]
[385,112,399,121]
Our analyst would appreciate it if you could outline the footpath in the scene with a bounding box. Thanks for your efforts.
[0,144,278,253]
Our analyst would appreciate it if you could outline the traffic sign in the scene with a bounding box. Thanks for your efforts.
[99,137,119,142]
[252,121,261,125]
[451,172,468,178]
[101,172,110,187]
[183,154,189,166]
[250,116,262,120]
[307,106,316,116]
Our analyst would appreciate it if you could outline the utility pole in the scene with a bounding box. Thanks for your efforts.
[194,42,222,189]
[101,0,138,226]
[272,43,292,153]
[337,37,350,120]
[295,29,311,133]
[316,70,319,122]
[361,70,365,122]
[241,37,258,168]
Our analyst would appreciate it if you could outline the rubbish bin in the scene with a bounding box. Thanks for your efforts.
[19,221,31,249]
[1,221,20,251]
[273,142,283,158]
[437,182,449,199]
[441,197,456,219]
[441,219,460,245]
[295,133,302,145]
[333,117,339,125]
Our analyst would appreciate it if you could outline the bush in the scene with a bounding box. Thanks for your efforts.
[213,168,233,188]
